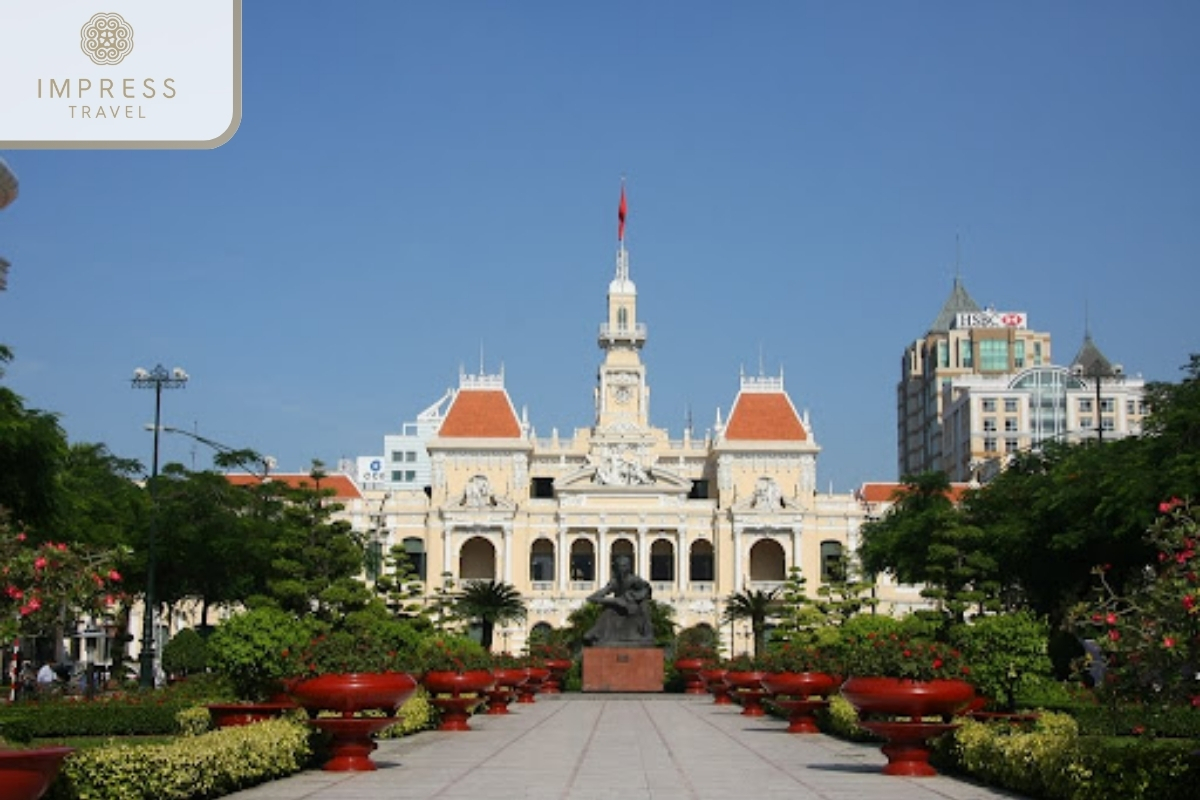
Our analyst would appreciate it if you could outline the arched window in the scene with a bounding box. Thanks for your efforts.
[403,537,426,581]
[610,537,635,573]
[570,538,595,582]
[820,540,844,583]
[748,539,786,583]
[689,539,714,582]
[650,538,675,582]
[459,536,495,580]
[530,538,555,583]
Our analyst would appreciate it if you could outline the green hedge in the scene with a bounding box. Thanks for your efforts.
[934,712,1200,800]
[0,697,195,737]
[46,717,311,800]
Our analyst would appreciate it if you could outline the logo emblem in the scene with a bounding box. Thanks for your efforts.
[80,12,134,65]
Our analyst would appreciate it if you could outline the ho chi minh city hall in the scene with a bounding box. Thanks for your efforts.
[223,191,1141,654]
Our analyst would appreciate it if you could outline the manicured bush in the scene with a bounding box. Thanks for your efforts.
[45,717,311,800]
[950,610,1054,711]
[162,628,210,677]
[376,687,435,738]
[817,694,880,743]
[935,712,1200,800]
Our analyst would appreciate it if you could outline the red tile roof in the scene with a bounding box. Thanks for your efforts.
[439,389,522,438]
[226,473,363,500]
[856,482,970,505]
[724,392,808,441]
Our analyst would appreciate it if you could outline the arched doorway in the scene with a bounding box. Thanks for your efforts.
[459,536,496,580]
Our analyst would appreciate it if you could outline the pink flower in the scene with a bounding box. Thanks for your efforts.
[108,569,121,582]
[1184,595,1196,612]
[16,532,26,542]
[1106,613,1118,625]
[1108,629,1120,641]
[5,585,22,599]
[57,543,67,552]
[1163,636,1176,649]
[33,556,47,570]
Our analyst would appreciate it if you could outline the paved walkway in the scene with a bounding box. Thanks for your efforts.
[226,695,1023,800]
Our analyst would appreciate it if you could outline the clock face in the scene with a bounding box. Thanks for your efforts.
[614,386,632,404]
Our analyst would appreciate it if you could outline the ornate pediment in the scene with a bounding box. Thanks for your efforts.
[452,474,515,510]
[731,476,795,512]
[554,450,692,494]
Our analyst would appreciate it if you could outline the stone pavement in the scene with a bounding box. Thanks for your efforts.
[225,694,1023,800]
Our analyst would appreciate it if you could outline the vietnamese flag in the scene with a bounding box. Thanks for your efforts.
[618,185,627,241]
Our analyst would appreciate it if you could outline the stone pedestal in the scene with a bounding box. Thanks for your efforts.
[582,647,664,692]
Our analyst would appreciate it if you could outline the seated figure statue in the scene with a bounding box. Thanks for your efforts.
[583,555,655,648]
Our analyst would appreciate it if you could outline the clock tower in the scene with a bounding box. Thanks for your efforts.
[595,184,649,430]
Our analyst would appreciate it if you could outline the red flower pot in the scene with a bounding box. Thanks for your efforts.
[840,677,975,777]
[289,672,418,717]
[840,677,975,720]
[205,702,296,728]
[761,672,839,734]
[422,670,495,731]
[517,666,551,704]
[308,717,398,772]
[540,658,572,694]
[485,668,529,715]
[673,658,708,694]
[724,670,770,716]
[700,668,733,705]
[0,746,74,800]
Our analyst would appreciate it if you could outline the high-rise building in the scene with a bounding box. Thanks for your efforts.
[899,277,1144,483]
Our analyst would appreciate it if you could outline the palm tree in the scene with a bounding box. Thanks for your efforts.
[722,588,782,658]
[454,580,527,651]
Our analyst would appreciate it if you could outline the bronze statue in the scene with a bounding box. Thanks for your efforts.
[583,555,655,647]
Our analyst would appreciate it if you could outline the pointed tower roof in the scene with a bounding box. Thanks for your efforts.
[722,372,808,441]
[928,277,980,334]
[1070,333,1117,379]
[438,369,524,438]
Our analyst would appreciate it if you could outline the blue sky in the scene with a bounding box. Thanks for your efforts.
[1,2,1197,492]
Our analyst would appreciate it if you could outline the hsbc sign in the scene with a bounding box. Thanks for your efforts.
[954,311,1027,329]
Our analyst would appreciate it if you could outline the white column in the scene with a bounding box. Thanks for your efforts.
[598,526,609,585]
[791,523,803,575]
[442,522,453,576]
[557,523,568,592]
[733,522,744,592]
[502,523,513,583]
[637,526,649,578]
[676,528,686,589]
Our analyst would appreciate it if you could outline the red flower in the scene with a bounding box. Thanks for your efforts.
[1184,595,1196,612]
[108,569,121,582]
[16,532,25,542]
[1163,636,1176,649]
[1106,613,1118,625]
[33,556,47,570]
[1108,629,1120,641]
[932,658,944,669]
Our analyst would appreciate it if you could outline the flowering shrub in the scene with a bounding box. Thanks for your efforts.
[526,639,571,663]
[672,639,718,664]
[207,608,315,701]
[841,629,971,681]
[762,640,843,675]
[0,516,124,643]
[415,635,492,674]
[1072,497,1200,706]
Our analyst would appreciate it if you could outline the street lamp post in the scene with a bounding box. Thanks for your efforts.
[131,364,188,688]
[154,424,275,480]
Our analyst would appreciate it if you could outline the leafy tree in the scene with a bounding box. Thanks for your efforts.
[0,346,68,529]
[722,587,781,657]
[454,580,527,651]
[260,462,371,621]
[373,545,427,620]
[860,471,1000,624]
